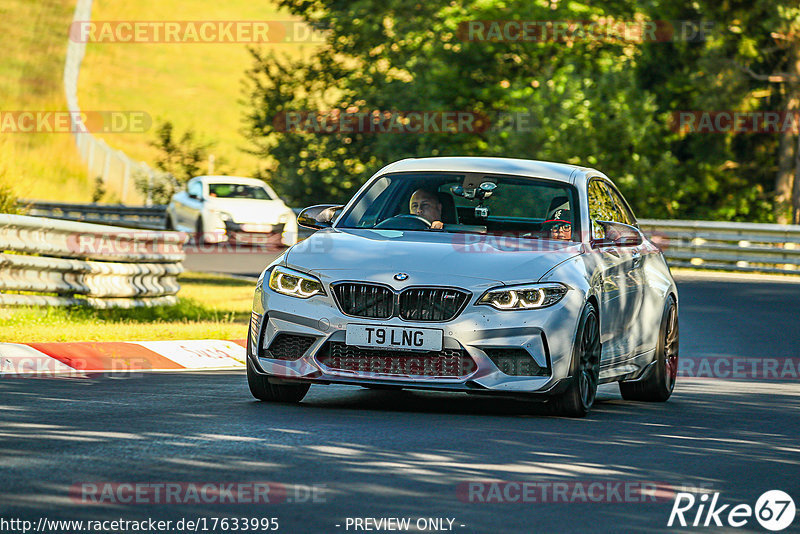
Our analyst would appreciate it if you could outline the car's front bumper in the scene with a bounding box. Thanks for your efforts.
[247,281,586,395]
[204,215,299,246]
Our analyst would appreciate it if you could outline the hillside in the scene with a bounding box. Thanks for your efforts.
[0,0,316,204]
[0,0,93,201]
[78,0,316,186]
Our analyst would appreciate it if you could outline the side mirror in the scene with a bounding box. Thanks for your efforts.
[592,221,643,248]
[297,204,344,229]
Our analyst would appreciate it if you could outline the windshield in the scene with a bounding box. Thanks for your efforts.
[207,183,273,200]
[337,172,580,241]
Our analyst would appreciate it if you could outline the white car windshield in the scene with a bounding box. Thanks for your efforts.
[207,183,273,200]
[337,172,579,241]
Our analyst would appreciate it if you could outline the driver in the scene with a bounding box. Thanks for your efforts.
[409,189,444,229]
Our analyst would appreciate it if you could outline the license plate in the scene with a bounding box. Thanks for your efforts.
[345,324,443,352]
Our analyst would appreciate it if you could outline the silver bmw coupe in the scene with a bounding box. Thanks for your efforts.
[247,157,678,416]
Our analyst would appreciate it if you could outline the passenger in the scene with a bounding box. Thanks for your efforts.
[543,208,572,240]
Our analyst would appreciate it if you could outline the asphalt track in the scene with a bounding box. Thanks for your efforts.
[1,266,799,534]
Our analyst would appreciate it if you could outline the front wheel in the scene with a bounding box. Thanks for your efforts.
[549,302,601,417]
[247,359,310,403]
[194,217,206,244]
[619,296,678,402]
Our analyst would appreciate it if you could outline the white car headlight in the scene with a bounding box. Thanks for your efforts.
[213,210,233,222]
[268,266,326,299]
[477,283,568,310]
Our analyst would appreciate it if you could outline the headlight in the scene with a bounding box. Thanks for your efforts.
[212,210,233,222]
[477,283,568,310]
[268,266,326,299]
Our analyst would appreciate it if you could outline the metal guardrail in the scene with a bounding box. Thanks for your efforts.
[10,206,800,276]
[23,201,167,230]
[22,202,313,239]
[0,215,186,307]
[639,219,800,274]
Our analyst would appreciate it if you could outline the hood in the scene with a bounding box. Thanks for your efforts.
[286,228,582,287]
[205,198,291,223]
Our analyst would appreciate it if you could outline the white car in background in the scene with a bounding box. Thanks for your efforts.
[166,176,298,246]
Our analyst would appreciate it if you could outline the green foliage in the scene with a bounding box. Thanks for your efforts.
[0,182,22,214]
[242,0,796,221]
[135,121,216,204]
[91,176,106,203]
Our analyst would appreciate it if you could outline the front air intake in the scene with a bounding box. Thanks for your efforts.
[483,348,549,376]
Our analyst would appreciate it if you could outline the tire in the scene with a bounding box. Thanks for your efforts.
[549,302,601,417]
[247,358,310,403]
[195,217,205,245]
[619,296,678,402]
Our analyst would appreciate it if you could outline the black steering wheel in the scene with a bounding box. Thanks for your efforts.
[374,214,432,230]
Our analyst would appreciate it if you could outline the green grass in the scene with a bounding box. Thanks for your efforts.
[0,271,256,342]
[79,0,318,181]
[0,0,94,202]
[0,0,317,204]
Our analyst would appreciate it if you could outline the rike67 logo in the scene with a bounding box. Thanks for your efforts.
[668,490,796,531]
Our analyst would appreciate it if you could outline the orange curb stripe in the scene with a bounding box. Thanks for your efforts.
[27,342,186,372]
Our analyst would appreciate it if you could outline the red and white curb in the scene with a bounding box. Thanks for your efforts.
[0,339,246,377]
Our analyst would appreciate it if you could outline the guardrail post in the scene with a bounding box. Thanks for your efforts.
[102,144,112,185]
[121,155,131,202]
[146,168,154,207]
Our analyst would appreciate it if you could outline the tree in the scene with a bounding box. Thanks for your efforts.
[135,121,216,204]
[242,0,791,221]
[640,1,799,222]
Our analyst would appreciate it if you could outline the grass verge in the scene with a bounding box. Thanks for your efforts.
[0,271,256,343]
[0,0,93,202]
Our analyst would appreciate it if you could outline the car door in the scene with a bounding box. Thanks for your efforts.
[605,183,647,355]
[587,178,633,361]
[178,180,204,230]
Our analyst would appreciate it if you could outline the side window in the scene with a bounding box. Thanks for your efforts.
[587,180,615,238]
[606,185,636,226]
[188,181,202,199]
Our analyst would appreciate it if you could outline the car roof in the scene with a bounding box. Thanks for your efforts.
[192,176,267,186]
[375,157,598,184]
